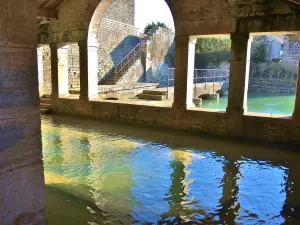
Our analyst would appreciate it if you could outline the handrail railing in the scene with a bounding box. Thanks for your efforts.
[167,68,230,99]
[113,43,142,83]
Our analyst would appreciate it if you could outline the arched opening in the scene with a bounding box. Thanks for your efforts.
[88,0,175,106]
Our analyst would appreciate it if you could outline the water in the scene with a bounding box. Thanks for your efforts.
[42,114,300,225]
[200,91,296,115]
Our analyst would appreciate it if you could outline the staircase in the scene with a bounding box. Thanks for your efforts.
[138,89,168,101]
[100,26,160,85]
[102,43,142,85]
[40,94,52,114]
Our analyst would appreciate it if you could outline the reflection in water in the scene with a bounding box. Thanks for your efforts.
[42,115,300,225]
[218,159,241,224]
[201,91,296,115]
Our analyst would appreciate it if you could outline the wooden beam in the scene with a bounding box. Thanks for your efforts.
[288,0,300,4]
[37,7,58,19]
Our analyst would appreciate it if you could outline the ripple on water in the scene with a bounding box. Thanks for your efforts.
[42,115,300,225]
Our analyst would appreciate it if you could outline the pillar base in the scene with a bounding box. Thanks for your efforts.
[292,112,300,124]
[79,95,89,101]
[226,107,246,115]
[51,93,58,100]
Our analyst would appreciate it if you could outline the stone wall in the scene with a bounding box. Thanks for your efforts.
[97,18,140,82]
[249,78,297,93]
[116,58,145,84]
[51,98,300,145]
[46,17,139,89]
[38,46,52,95]
[145,28,175,86]
[68,45,80,89]
[104,0,135,25]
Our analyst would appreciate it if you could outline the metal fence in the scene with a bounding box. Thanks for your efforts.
[167,68,230,98]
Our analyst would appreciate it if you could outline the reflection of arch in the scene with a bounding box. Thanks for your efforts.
[87,0,175,92]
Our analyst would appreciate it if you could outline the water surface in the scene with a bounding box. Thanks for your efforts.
[200,91,296,115]
[42,114,300,225]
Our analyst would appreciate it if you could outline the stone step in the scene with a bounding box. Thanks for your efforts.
[138,94,166,101]
[40,103,51,109]
[43,94,51,99]
[142,89,168,95]
[40,109,52,114]
[40,98,51,104]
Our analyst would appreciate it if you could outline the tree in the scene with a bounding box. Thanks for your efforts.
[144,22,170,34]
[195,37,231,68]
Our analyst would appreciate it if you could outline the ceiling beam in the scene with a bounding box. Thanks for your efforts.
[37,7,58,19]
[288,0,300,4]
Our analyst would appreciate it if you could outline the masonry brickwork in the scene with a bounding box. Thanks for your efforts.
[145,28,175,85]
[97,18,140,83]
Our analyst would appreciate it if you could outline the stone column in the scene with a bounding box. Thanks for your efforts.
[226,33,252,137]
[79,40,89,100]
[37,46,44,96]
[57,45,69,96]
[50,42,59,100]
[0,0,46,223]
[79,40,98,100]
[226,33,252,114]
[292,59,300,122]
[172,36,196,109]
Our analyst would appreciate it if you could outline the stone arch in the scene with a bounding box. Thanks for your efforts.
[87,0,176,90]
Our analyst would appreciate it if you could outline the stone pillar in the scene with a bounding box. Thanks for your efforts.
[0,0,46,223]
[226,33,252,114]
[79,40,88,100]
[172,36,196,109]
[50,43,59,100]
[80,40,98,100]
[57,45,69,96]
[226,33,252,137]
[292,59,300,122]
[37,46,44,96]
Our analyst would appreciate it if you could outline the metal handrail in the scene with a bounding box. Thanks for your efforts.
[167,68,230,98]
[113,43,141,83]
[115,43,141,72]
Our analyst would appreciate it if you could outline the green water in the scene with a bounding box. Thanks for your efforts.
[42,115,300,225]
[201,91,296,115]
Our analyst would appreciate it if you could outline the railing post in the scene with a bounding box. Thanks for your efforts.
[213,70,215,92]
[205,71,207,90]
[167,69,169,100]
[194,69,197,97]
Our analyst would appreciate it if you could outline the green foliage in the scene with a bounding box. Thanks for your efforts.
[248,36,295,79]
[144,22,170,34]
[250,62,298,79]
[195,37,231,68]
[251,36,271,62]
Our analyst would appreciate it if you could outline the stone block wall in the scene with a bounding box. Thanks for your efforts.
[68,45,80,89]
[283,34,300,65]
[145,28,175,86]
[104,0,135,25]
[38,46,52,95]
[116,58,145,84]
[97,18,140,82]
[248,78,297,93]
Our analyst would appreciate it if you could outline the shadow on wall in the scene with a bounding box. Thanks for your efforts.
[145,41,175,87]
[99,35,140,83]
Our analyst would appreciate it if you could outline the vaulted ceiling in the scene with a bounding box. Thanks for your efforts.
[37,0,65,19]
[35,0,300,21]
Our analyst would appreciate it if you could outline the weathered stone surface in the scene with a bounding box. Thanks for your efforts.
[0,0,46,224]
